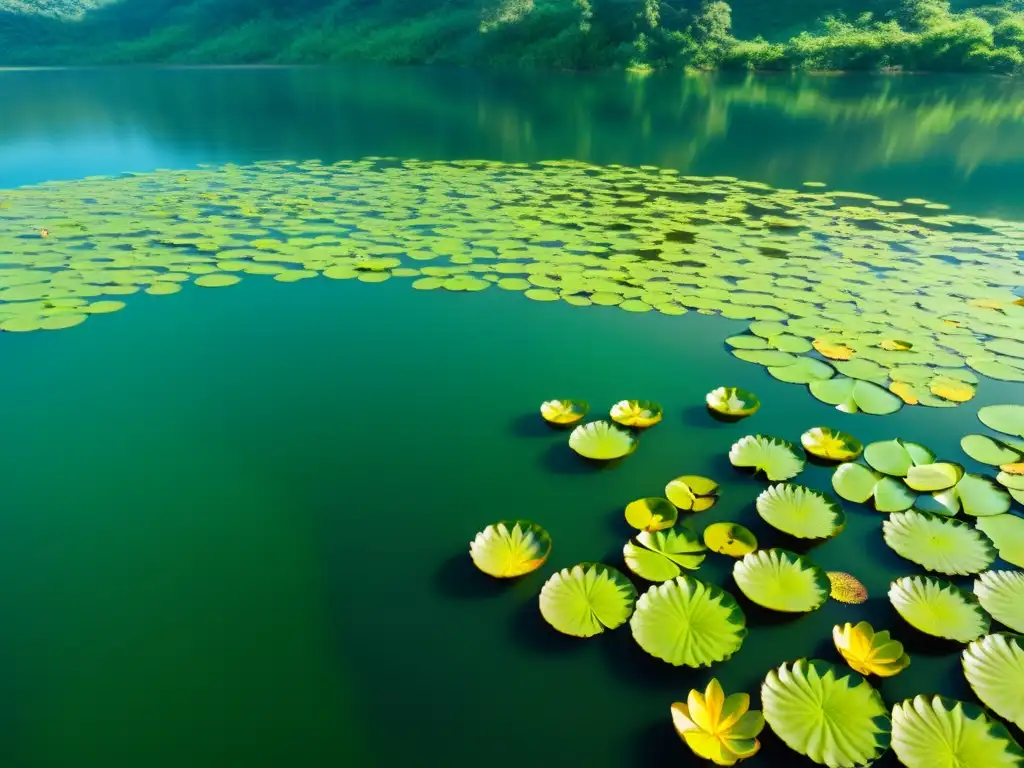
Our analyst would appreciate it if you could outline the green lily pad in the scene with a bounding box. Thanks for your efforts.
[962,634,1024,732]
[832,463,917,512]
[703,522,758,557]
[468,520,552,578]
[539,399,588,426]
[767,356,835,384]
[960,435,1023,466]
[889,575,990,642]
[922,473,1012,518]
[729,435,805,482]
[863,439,936,477]
[974,570,1024,633]
[762,660,891,768]
[705,386,760,418]
[733,549,829,613]
[624,497,678,532]
[882,510,996,576]
[978,404,1024,439]
[809,377,903,415]
[623,526,707,581]
[630,575,747,667]
[609,399,663,428]
[568,420,638,460]
[664,476,719,512]
[538,563,637,638]
[905,462,963,492]
[756,483,846,539]
[975,514,1024,568]
[800,427,863,462]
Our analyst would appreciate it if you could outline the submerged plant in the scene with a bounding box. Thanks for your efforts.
[670,679,764,765]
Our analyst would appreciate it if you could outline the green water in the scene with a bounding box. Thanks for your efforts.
[1,66,1023,768]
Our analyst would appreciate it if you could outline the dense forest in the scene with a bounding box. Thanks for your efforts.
[1,0,1023,72]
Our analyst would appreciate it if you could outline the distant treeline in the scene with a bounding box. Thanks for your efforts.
[1,0,1023,72]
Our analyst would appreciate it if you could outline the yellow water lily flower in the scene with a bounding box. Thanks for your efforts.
[670,679,765,766]
[609,399,663,428]
[833,621,911,677]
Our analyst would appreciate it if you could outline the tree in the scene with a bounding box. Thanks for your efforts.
[693,0,732,44]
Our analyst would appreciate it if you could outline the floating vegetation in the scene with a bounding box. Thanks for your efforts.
[609,399,663,428]
[889,575,990,642]
[567,420,637,460]
[975,514,1024,567]
[809,377,903,415]
[832,462,917,512]
[664,475,719,512]
[630,576,747,667]
[833,622,910,677]
[622,526,706,581]
[800,427,863,462]
[761,660,891,767]
[863,439,935,477]
[670,679,764,765]
[827,572,868,604]
[973,571,1024,632]
[703,522,758,557]
[904,462,963,492]
[882,510,995,576]
[891,695,1024,768]
[624,497,678,532]
[732,549,829,613]
[978,404,1024,439]
[538,563,637,638]
[917,472,1011,518]
[539,399,588,426]
[468,520,552,578]
[756,483,846,540]
[705,387,760,419]
[962,634,1024,732]
[728,435,805,481]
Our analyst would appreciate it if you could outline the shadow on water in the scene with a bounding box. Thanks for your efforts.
[734,591,807,629]
[433,553,509,600]
[507,595,581,657]
[510,412,559,438]
[629,720,682,768]
[682,404,715,428]
[599,622,694,695]
[540,442,627,475]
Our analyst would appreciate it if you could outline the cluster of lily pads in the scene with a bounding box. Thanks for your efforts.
[469,392,1024,767]
[1,159,1021,416]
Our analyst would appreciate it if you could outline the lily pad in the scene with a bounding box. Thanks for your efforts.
[905,462,963,492]
[568,420,637,460]
[705,386,760,418]
[609,399,663,428]
[978,404,1024,439]
[975,514,1024,568]
[960,434,1023,466]
[703,522,758,557]
[863,439,935,477]
[832,463,917,512]
[833,621,910,677]
[756,483,846,539]
[630,575,747,666]
[733,549,829,613]
[664,475,719,512]
[539,398,588,426]
[800,427,863,462]
[761,659,891,768]
[889,575,990,642]
[767,357,835,384]
[671,679,765,766]
[538,563,637,638]
[922,473,1012,518]
[729,435,805,482]
[624,497,678,532]
[468,520,552,578]
[827,572,868,605]
[809,376,902,415]
[962,634,1024,731]
[882,510,996,576]
[623,526,707,581]
[974,570,1024,633]
[891,695,1024,768]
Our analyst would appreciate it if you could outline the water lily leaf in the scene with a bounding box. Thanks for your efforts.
[930,376,976,403]
[705,387,760,418]
[671,679,764,766]
[704,522,757,558]
[988,339,1024,359]
[623,526,706,581]
[962,634,1024,732]
[630,575,747,667]
[889,575,989,642]
[961,434,1023,466]
[978,404,1024,439]
[609,399,663,428]
[749,320,789,338]
[891,695,1024,768]
[834,358,888,383]
[769,334,813,353]
[998,471,1024,490]
[568,420,637,460]
[756,484,846,539]
[881,339,913,351]
[833,621,910,677]
[733,549,829,613]
[539,399,588,425]
[967,357,1024,382]
[931,473,1013,517]
[729,435,805,482]
[801,427,863,462]
[827,572,868,604]
[905,462,963,492]
[761,659,891,768]
[538,563,637,638]
[624,497,678,532]
[767,356,834,384]
[882,510,996,575]
[863,439,935,477]
[733,349,798,367]
[664,476,719,512]
[975,514,1024,568]
[809,377,902,415]
[726,335,770,350]
[813,340,856,360]
[974,570,1024,633]
[469,520,552,578]
[832,463,917,512]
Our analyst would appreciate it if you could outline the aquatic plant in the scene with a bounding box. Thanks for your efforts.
[624,497,678,532]
[962,634,1024,732]
[975,515,1024,567]
[538,563,637,638]
[609,399,663,428]
[728,435,804,481]
[705,387,760,418]
[703,522,757,557]
[733,549,829,613]
[827,572,868,604]
[539,399,588,425]
[755,483,845,539]
[863,439,935,477]
[882,510,996,576]
[832,462,917,512]
[623,526,706,581]
[800,427,862,462]
[664,475,718,512]
[670,679,764,766]
[469,520,552,578]
[973,570,1024,633]
[833,622,910,677]
[888,575,989,642]
[568,420,637,460]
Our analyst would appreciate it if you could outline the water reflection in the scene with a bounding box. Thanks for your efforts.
[1,66,1023,217]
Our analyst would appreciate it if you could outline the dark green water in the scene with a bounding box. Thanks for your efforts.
[0,66,1022,768]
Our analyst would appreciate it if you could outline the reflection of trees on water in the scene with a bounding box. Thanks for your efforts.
[2,66,1023,211]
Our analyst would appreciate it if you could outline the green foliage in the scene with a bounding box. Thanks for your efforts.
[0,0,1022,72]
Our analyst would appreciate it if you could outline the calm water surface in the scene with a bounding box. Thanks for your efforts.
[0,66,1022,768]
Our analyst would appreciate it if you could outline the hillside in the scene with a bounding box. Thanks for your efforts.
[1,0,1023,72]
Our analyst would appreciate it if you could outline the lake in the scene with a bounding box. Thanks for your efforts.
[0,66,1022,768]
